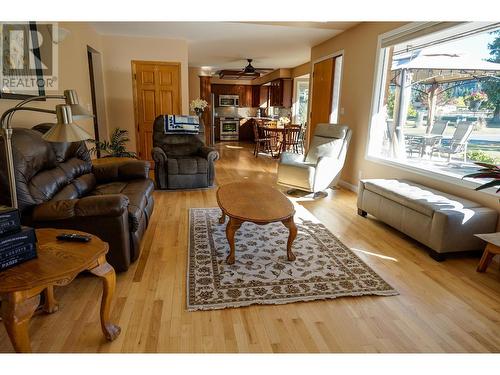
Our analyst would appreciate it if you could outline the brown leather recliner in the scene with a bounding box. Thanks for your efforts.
[151,115,219,189]
[0,127,155,272]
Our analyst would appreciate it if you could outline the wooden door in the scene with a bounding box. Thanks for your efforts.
[132,61,181,161]
[309,57,334,142]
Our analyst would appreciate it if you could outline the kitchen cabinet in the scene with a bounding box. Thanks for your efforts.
[239,118,255,141]
[259,85,269,107]
[268,79,292,108]
[238,85,253,107]
[252,86,261,107]
[211,84,254,107]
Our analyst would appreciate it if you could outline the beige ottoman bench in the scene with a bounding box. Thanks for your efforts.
[357,179,498,261]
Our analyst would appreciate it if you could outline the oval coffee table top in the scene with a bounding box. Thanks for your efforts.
[0,228,108,293]
[216,182,295,223]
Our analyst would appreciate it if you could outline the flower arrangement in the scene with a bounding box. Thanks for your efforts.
[278,116,291,126]
[466,91,488,102]
[190,98,208,114]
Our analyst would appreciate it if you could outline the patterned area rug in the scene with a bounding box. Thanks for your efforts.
[187,208,398,311]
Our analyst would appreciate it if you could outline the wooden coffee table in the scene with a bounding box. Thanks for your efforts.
[0,228,120,352]
[216,182,297,264]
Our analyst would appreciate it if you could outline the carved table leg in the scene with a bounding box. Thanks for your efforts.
[226,217,242,265]
[1,292,40,353]
[42,286,59,314]
[89,260,121,341]
[477,243,497,272]
[282,216,297,261]
[219,211,226,224]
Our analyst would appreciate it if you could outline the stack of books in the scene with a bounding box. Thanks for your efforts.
[0,206,37,271]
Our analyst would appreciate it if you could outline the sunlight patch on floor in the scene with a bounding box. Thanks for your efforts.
[351,248,398,262]
[224,145,244,149]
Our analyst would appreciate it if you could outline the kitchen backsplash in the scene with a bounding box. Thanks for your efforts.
[215,106,292,119]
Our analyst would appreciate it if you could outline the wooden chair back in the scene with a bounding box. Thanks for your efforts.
[283,124,302,152]
[253,122,261,142]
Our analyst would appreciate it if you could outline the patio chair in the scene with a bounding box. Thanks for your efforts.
[430,122,473,162]
[406,121,449,158]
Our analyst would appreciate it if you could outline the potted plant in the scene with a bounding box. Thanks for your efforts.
[466,91,488,111]
[463,162,500,193]
[90,128,137,158]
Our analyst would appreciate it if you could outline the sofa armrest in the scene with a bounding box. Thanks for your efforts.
[92,160,150,183]
[151,147,167,165]
[199,146,219,161]
[313,156,343,191]
[32,194,129,222]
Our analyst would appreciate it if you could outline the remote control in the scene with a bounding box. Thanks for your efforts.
[56,233,91,242]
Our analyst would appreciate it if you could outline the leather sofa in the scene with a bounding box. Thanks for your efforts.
[0,127,154,272]
[357,179,498,260]
[151,115,219,189]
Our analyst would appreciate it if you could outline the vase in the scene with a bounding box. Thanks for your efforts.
[194,108,205,142]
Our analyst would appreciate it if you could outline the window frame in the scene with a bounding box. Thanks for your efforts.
[365,22,499,196]
[292,76,310,125]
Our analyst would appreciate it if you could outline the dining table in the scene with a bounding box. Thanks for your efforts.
[260,125,287,158]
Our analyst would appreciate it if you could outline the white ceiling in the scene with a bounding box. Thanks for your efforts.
[91,22,357,70]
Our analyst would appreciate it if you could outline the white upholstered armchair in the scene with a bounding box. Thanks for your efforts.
[277,123,352,195]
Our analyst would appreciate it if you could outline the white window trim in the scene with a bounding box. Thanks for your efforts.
[292,76,309,124]
[365,22,499,197]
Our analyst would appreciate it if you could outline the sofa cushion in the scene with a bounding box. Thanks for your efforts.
[167,156,208,175]
[362,179,482,217]
[91,179,154,232]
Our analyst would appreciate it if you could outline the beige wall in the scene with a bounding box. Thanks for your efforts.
[291,62,311,78]
[101,35,189,152]
[311,21,500,211]
[0,22,102,138]
[1,23,190,154]
[188,67,202,113]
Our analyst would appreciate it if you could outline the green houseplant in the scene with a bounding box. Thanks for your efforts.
[90,128,137,158]
[463,162,500,193]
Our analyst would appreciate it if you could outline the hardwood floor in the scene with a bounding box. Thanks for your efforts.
[1,142,499,353]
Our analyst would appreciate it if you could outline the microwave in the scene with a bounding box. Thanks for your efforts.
[219,95,239,107]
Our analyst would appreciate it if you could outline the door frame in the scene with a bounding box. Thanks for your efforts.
[306,50,344,149]
[87,46,101,157]
[131,60,182,158]
[308,49,344,126]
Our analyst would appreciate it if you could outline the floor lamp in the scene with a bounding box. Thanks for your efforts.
[0,89,93,209]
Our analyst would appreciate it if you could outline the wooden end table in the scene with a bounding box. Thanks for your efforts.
[0,229,120,352]
[475,233,500,272]
[216,182,297,265]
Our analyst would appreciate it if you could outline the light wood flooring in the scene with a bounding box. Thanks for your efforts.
[1,142,499,353]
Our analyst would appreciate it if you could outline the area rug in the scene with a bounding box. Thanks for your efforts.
[187,208,398,311]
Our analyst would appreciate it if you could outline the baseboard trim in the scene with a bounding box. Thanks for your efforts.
[338,180,358,193]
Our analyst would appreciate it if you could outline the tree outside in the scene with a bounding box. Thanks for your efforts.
[482,30,500,122]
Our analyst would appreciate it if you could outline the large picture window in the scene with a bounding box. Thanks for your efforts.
[368,22,500,182]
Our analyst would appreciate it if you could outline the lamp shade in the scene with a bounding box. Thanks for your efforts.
[42,104,92,142]
[64,89,94,119]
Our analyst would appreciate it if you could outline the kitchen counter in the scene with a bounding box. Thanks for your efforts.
[243,116,278,121]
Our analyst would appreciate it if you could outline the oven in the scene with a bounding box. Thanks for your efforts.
[220,117,239,141]
[219,95,239,107]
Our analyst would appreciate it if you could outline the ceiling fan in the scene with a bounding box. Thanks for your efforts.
[218,59,273,80]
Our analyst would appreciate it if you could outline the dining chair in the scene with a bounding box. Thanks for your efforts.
[253,122,273,157]
[283,124,302,154]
